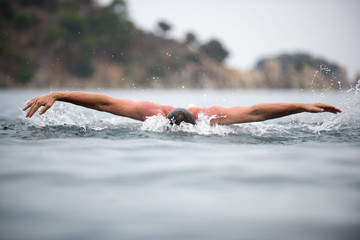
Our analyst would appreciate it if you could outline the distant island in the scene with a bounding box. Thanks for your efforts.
[0,0,352,89]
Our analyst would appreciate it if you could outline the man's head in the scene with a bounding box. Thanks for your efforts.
[166,108,196,125]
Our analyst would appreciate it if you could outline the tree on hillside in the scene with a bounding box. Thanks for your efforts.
[184,31,200,50]
[157,21,171,36]
[108,0,128,20]
[185,32,196,44]
[200,39,229,63]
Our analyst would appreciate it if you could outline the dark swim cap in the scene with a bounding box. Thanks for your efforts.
[166,108,196,125]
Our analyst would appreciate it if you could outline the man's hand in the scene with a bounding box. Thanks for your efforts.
[23,93,57,118]
[303,103,342,114]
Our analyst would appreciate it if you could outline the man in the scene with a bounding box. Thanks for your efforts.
[23,91,341,125]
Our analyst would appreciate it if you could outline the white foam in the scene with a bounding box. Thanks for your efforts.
[22,102,127,130]
[141,113,234,136]
[22,102,79,127]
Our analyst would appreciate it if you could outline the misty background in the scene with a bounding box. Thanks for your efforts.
[113,0,360,78]
[1,0,359,88]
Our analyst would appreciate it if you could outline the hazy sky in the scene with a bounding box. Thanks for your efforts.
[100,0,360,79]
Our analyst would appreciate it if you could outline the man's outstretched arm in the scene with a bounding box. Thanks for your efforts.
[200,103,341,125]
[23,91,173,121]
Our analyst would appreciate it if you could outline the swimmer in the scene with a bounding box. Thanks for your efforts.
[23,91,341,125]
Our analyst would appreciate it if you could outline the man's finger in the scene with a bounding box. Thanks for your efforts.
[39,105,51,115]
[23,98,38,111]
[23,104,30,111]
[23,101,33,111]
[323,106,341,114]
[25,105,34,118]
[315,107,325,112]
[26,102,41,118]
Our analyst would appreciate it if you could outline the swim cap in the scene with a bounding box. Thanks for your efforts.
[166,108,196,125]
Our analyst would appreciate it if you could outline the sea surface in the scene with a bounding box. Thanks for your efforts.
[1,85,360,240]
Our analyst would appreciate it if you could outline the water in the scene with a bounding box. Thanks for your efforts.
[1,87,360,240]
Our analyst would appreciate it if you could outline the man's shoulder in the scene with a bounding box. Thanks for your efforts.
[161,105,175,116]
[187,106,202,115]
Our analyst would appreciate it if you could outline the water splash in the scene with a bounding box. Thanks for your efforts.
[21,102,127,131]
[19,84,360,142]
[141,114,234,136]
[347,79,360,95]
[338,79,360,125]
[311,64,344,97]
[22,103,235,137]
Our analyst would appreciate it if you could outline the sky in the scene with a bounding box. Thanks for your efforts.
[100,0,360,80]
